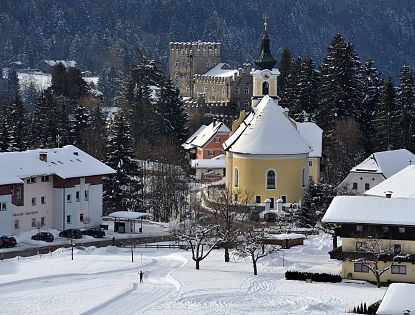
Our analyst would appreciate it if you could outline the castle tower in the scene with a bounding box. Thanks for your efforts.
[168,41,221,97]
[251,16,280,107]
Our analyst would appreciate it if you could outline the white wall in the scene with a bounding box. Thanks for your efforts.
[88,184,103,228]
[338,172,385,195]
[0,195,13,235]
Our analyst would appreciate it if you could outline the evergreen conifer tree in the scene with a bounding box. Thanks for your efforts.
[8,90,28,151]
[278,47,291,96]
[70,103,91,146]
[103,111,143,213]
[397,65,415,151]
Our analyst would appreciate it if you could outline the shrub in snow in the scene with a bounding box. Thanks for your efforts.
[285,270,341,283]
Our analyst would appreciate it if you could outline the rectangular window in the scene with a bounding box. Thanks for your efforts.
[269,197,275,209]
[85,190,89,201]
[67,194,71,203]
[14,219,19,229]
[365,183,370,190]
[27,177,36,184]
[354,262,369,273]
[255,195,261,204]
[309,160,313,166]
[32,197,36,206]
[31,218,36,228]
[15,187,22,199]
[394,244,402,255]
[356,225,363,232]
[41,175,50,182]
[399,227,406,233]
[66,215,71,224]
[0,202,6,211]
[208,150,214,156]
[356,241,365,251]
[76,191,80,202]
[41,196,46,204]
[41,216,46,226]
[280,195,287,203]
[382,226,389,233]
[80,213,84,222]
[391,265,407,275]
[214,137,221,143]
[352,182,358,190]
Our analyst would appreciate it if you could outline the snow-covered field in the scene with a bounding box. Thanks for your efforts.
[0,234,385,314]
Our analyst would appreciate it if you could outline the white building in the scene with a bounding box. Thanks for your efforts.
[191,154,226,180]
[338,149,415,195]
[0,145,115,235]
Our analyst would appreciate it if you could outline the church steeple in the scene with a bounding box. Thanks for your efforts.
[254,15,276,71]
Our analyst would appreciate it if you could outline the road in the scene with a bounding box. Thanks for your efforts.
[0,235,173,260]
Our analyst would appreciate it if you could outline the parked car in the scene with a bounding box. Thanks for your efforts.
[31,232,54,242]
[82,228,105,238]
[59,229,83,239]
[0,235,17,248]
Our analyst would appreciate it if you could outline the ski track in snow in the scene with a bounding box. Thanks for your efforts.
[83,254,187,315]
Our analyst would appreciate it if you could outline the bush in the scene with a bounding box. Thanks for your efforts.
[285,270,342,283]
[264,212,277,223]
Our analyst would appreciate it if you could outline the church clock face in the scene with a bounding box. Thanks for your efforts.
[262,72,270,80]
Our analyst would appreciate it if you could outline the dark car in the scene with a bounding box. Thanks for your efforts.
[82,228,105,238]
[59,229,83,239]
[31,232,54,242]
[0,235,17,248]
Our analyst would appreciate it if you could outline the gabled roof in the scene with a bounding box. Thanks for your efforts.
[322,195,415,226]
[203,63,238,78]
[182,121,230,150]
[0,145,115,185]
[377,283,415,314]
[351,149,415,178]
[365,165,415,198]
[223,96,311,155]
[296,122,323,158]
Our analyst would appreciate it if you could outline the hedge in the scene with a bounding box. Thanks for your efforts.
[285,270,342,283]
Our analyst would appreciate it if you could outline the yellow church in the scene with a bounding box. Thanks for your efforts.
[223,18,322,208]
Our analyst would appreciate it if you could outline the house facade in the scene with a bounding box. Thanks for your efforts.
[339,149,415,195]
[0,145,115,235]
[323,196,415,284]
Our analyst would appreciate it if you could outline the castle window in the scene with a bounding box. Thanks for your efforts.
[175,60,179,67]
[203,86,207,93]
[236,87,240,95]
[266,170,276,189]
[206,60,210,68]
[212,86,215,92]
[175,72,179,80]
[234,168,239,188]
[186,85,190,93]
[262,81,269,95]
[222,87,226,95]
[244,86,249,95]
[244,100,249,108]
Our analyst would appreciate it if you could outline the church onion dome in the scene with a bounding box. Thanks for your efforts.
[254,16,276,70]
[223,96,311,155]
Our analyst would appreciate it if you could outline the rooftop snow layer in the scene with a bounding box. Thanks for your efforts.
[182,121,230,149]
[43,60,76,68]
[224,96,311,155]
[377,283,415,314]
[297,122,323,158]
[191,154,226,169]
[352,149,415,178]
[0,145,115,184]
[203,63,238,78]
[322,195,415,226]
[109,211,152,220]
[365,165,415,198]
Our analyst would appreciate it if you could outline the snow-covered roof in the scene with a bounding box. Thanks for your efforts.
[296,122,323,158]
[376,283,415,314]
[0,145,115,184]
[202,63,238,78]
[223,96,311,155]
[191,154,226,169]
[351,149,415,178]
[109,211,152,220]
[322,195,415,226]
[182,121,230,150]
[365,165,415,198]
[42,60,76,68]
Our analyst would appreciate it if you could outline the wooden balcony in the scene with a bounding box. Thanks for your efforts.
[328,246,415,263]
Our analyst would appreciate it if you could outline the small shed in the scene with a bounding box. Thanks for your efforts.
[109,211,152,233]
[261,233,306,249]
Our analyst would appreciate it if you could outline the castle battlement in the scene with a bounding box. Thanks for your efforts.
[169,41,221,56]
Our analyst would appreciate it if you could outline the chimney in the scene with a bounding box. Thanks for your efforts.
[212,118,217,127]
[39,152,47,162]
[385,191,393,199]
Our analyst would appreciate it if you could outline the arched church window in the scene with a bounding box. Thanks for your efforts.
[234,168,239,188]
[262,81,269,95]
[266,170,276,189]
[244,86,249,95]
